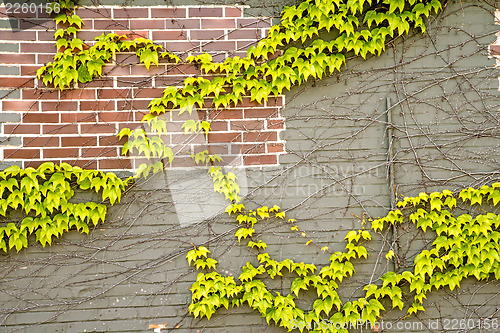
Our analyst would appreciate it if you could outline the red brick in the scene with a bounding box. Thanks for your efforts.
[225,7,242,17]
[232,51,249,58]
[60,112,96,123]
[155,76,186,87]
[267,119,284,129]
[117,76,153,87]
[118,122,143,130]
[0,77,34,88]
[169,133,197,145]
[230,120,264,131]
[103,65,131,76]
[170,156,197,168]
[20,43,56,53]
[22,89,59,100]
[81,100,116,111]
[78,31,104,42]
[114,30,150,39]
[97,111,134,122]
[23,112,59,123]
[165,18,199,29]
[244,107,278,118]
[97,88,133,99]
[130,65,167,75]
[130,19,165,30]
[237,18,272,28]
[237,40,258,50]
[243,131,277,142]
[267,142,284,153]
[4,149,40,159]
[211,54,228,62]
[37,8,53,19]
[37,30,57,41]
[81,20,94,29]
[228,29,260,40]
[167,64,201,75]
[0,31,36,41]
[93,19,130,30]
[234,143,265,154]
[243,154,277,165]
[132,88,163,99]
[99,135,127,146]
[113,8,148,18]
[267,96,284,107]
[134,110,149,121]
[24,160,60,168]
[21,65,38,76]
[81,79,114,88]
[193,144,228,155]
[81,123,116,134]
[2,100,38,111]
[41,101,77,111]
[116,99,150,110]
[61,136,97,147]
[190,29,224,40]
[210,121,228,131]
[36,54,56,65]
[43,124,78,134]
[4,124,40,135]
[19,20,56,30]
[164,41,200,52]
[207,132,241,143]
[209,109,243,120]
[60,89,96,100]
[189,7,223,17]
[81,147,118,158]
[152,30,187,40]
[115,54,140,65]
[201,18,235,29]
[202,41,236,52]
[75,7,112,18]
[151,8,186,18]
[490,45,500,55]
[44,148,79,158]
[238,97,262,107]
[99,158,132,169]
[159,121,181,132]
[23,136,59,147]
[66,159,98,169]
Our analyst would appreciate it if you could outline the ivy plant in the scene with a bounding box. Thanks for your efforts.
[187,165,500,332]
[0,162,130,252]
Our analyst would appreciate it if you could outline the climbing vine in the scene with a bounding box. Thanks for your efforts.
[1,0,500,331]
[0,162,129,252]
[1,0,445,251]
[187,167,500,331]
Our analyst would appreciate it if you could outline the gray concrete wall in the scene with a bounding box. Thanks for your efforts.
[1,1,499,332]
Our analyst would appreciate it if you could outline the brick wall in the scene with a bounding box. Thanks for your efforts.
[0,5,286,170]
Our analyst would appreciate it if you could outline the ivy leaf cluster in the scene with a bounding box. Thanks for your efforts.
[37,1,180,90]
[187,155,500,331]
[373,183,500,315]
[0,163,130,252]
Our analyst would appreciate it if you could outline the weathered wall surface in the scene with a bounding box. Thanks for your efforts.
[0,1,499,333]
